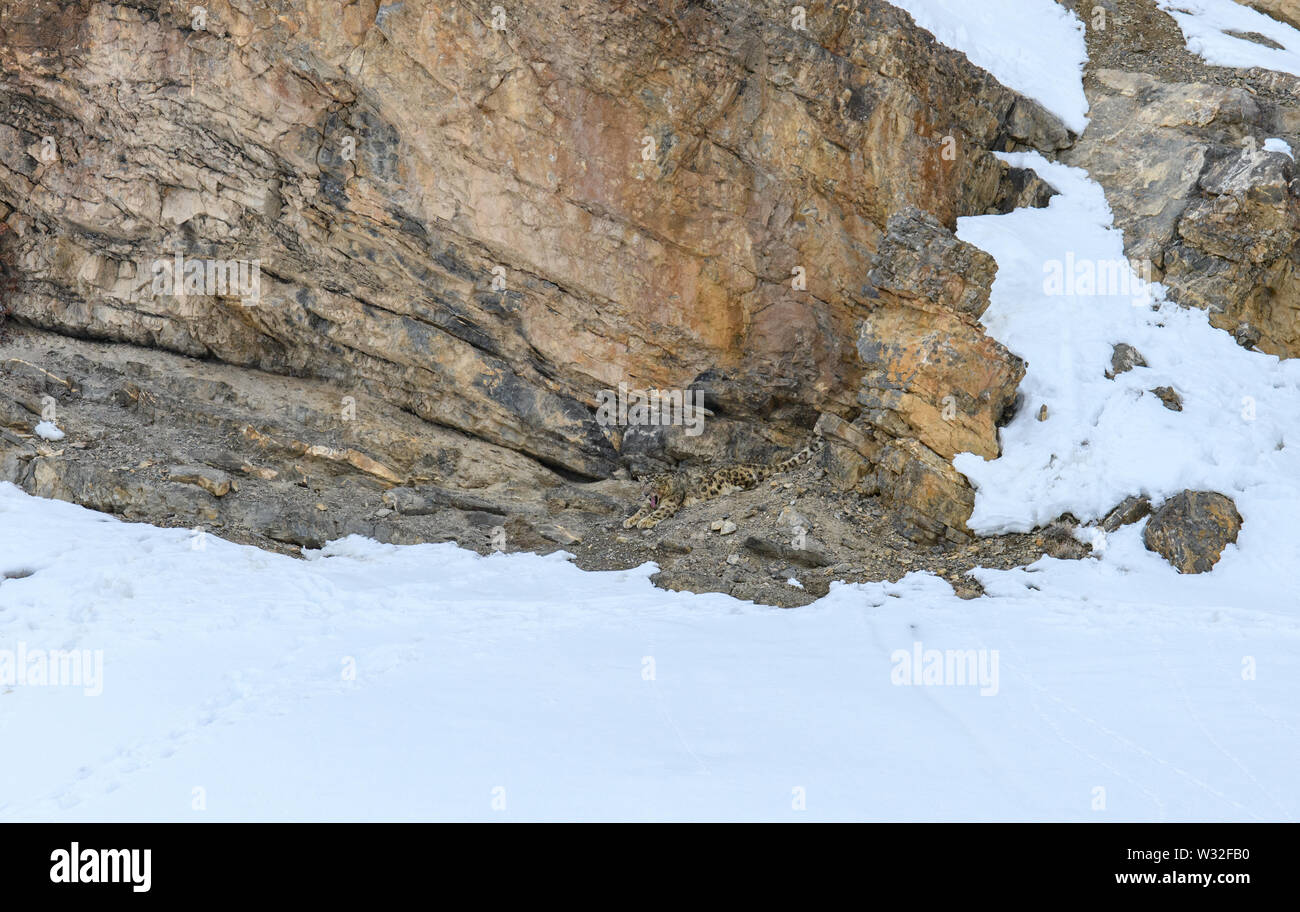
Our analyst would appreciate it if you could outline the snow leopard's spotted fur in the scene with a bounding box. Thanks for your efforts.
[623,437,825,530]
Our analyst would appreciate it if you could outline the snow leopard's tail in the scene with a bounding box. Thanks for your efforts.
[757,435,825,480]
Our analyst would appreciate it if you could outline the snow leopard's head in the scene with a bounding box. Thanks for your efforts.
[635,473,684,510]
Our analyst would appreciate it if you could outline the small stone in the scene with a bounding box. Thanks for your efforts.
[1150,386,1183,411]
[1106,343,1148,379]
[537,523,582,545]
[1101,495,1151,532]
[726,553,740,565]
[719,520,738,535]
[710,519,725,531]
[660,536,692,554]
[777,506,810,530]
[167,465,232,497]
[374,508,393,518]
[316,502,327,511]
[1233,322,1261,349]
[1037,521,1089,560]
[1037,404,1048,421]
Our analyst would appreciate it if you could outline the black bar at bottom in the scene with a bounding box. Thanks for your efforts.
[0,822,1281,898]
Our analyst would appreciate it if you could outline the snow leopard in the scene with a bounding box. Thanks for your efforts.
[622,437,825,530]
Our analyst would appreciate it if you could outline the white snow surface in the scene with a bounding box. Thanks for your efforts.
[0,481,1297,822]
[1156,0,1300,75]
[885,0,1090,132]
[954,152,1300,555]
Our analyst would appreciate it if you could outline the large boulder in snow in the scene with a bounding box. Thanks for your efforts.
[1144,491,1243,574]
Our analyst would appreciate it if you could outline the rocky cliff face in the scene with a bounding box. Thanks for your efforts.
[0,0,1057,544]
[2,0,1289,592]
[1066,0,1300,359]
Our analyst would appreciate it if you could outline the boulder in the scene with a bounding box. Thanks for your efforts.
[873,437,975,544]
[1143,491,1243,573]
[742,535,833,569]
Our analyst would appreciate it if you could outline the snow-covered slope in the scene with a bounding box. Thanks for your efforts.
[1156,0,1300,75]
[0,483,1296,821]
[954,151,1300,556]
[885,0,1090,132]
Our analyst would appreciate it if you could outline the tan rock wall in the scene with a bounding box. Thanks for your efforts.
[0,0,1059,484]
